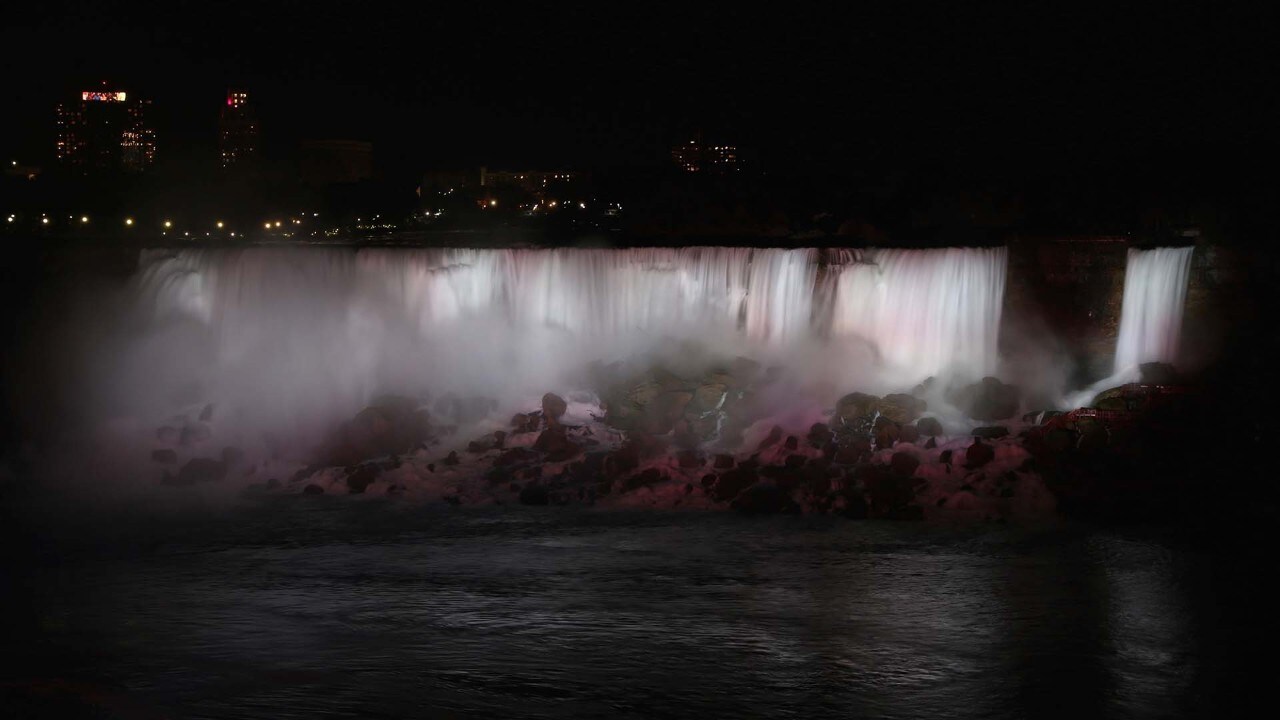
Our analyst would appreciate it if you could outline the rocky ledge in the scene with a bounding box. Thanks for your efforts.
[151,360,1203,524]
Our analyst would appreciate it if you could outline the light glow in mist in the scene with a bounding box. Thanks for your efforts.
[64,245,1018,489]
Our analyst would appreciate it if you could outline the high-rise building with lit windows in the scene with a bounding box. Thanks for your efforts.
[56,85,156,173]
[219,89,259,169]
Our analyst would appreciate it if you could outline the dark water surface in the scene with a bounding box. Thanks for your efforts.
[1,498,1267,719]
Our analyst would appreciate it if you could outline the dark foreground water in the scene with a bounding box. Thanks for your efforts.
[1,498,1268,719]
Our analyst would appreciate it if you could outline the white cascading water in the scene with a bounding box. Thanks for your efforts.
[743,248,817,344]
[139,247,832,344]
[826,247,1008,383]
[1113,246,1195,375]
[121,246,1006,457]
[1059,245,1195,408]
[139,246,1003,369]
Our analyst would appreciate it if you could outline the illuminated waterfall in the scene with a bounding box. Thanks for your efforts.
[140,247,820,343]
[1113,247,1194,374]
[130,246,1008,435]
[827,247,1008,380]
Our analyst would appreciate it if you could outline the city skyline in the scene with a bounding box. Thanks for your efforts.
[21,81,756,180]
[3,4,1270,190]
[1,2,1272,248]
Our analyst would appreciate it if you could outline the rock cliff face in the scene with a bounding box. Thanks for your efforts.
[1004,239,1235,385]
[1003,239,1128,383]
[181,355,1066,522]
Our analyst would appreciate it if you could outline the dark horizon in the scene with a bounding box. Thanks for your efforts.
[4,3,1272,188]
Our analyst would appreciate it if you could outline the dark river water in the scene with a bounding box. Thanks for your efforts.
[0,497,1268,719]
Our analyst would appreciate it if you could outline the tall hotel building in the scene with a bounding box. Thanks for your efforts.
[56,86,156,173]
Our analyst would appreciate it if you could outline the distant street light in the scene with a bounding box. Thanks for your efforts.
[125,218,134,226]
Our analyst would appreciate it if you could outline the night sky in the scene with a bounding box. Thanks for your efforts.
[4,2,1272,185]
